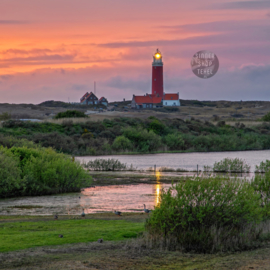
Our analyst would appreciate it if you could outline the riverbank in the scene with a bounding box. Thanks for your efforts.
[1,213,270,269]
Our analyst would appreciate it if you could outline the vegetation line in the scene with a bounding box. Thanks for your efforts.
[1,116,270,156]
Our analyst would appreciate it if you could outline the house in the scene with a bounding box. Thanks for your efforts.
[131,94,163,109]
[98,97,108,106]
[163,93,181,106]
[80,92,98,105]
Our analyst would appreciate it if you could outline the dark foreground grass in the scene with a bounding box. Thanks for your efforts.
[0,218,144,252]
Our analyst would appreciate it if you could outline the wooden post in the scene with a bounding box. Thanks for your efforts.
[197,164,199,176]
[154,165,156,172]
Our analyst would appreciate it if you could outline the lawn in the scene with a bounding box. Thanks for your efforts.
[0,218,144,252]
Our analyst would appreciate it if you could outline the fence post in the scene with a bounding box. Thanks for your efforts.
[154,165,156,172]
[197,164,199,174]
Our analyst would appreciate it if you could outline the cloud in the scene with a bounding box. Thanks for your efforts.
[97,21,270,49]
[1,48,53,55]
[0,75,13,80]
[103,76,150,91]
[160,20,270,33]
[0,47,120,68]
[212,1,270,10]
[71,84,88,91]
[97,35,222,48]
[0,20,29,24]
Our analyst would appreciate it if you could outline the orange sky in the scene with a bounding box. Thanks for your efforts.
[0,0,270,103]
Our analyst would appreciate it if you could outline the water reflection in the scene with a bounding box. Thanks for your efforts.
[156,183,161,205]
[0,184,171,216]
[155,171,161,181]
[154,171,161,205]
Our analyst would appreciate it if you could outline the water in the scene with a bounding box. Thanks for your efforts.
[1,150,270,216]
[0,183,168,216]
[76,150,270,172]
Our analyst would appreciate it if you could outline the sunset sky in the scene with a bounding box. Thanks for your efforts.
[0,0,270,104]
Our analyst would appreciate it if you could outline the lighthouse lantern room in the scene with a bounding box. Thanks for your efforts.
[152,49,164,97]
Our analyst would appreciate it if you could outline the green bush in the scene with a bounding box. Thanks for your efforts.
[112,136,133,151]
[251,171,270,217]
[213,158,250,172]
[255,160,270,173]
[262,112,270,122]
[54,110,87,119]
[163,133,184,150]
[0,146,92,198]
[85,158,134,171]
[0,151,21,198]
[146,177,264,253]
[0,134,37,149]
[123,127,162,152]
[149,119,166,135]
[0,112,11,121]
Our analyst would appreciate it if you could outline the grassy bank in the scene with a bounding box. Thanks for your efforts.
[1,215,270,269]
[1,117,270,156]
[0,217,144,252]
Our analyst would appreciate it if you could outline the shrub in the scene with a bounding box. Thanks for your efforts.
[123,127,162,152]
[251,171,270,221]
[21,148,90,195]
[149,120,166,135]
[0,112,11,121]
[0,146,92,198]
[216,121,226,127]
[54,110,87,119]
[85,158,134,171]
[255,160,270,173]
[145,177,264,253]
[163,133,184,150]
[0,151,21,198]
[262,112,270,122]
[0,134,37,149]
[30,132,77,154]
[112,136,133,151]
[213,158,250,173]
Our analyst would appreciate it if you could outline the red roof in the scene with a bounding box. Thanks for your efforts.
[133,95,162,104]
[80,92,98,103]
[99,97,107,101]
[80,92,89,102]
[164,94,178,100]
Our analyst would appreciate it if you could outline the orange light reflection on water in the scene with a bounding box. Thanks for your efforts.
[155,171,161,205]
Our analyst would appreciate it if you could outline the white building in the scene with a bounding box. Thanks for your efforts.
[162,93,181,106]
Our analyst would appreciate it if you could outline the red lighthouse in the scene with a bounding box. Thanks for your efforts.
[152,49,163,97]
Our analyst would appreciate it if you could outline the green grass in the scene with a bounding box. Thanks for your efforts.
[0,219,144,252]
